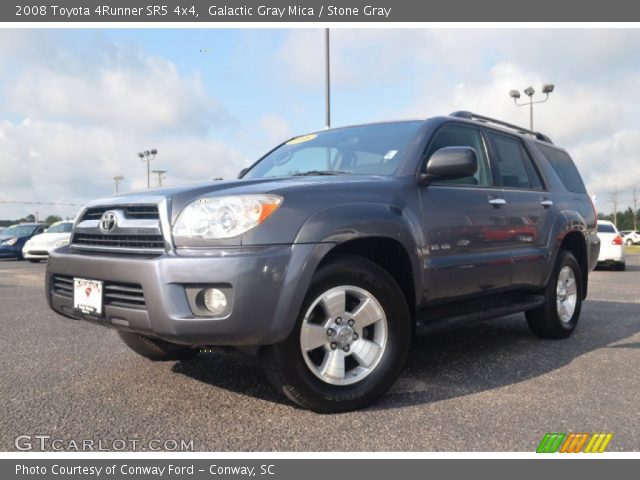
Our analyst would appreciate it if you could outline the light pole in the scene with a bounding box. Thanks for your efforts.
[113,175,124,194]
[509,84,554,131]
[325,28,331,129]
[152,169,167,187]
[137,149,158,189]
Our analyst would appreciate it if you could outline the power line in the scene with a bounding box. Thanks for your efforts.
[0,200,78,206]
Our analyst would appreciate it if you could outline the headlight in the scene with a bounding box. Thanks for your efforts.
[2,238,17,246]
[173,194,283,240]
[55,239,69,247]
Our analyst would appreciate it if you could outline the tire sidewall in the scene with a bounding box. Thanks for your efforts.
[549,251,582,333]
[277,256,411,410]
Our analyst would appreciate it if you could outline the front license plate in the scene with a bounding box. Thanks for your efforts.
[73,278,103,315]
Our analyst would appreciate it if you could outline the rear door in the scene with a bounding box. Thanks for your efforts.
[419,123,512,302]
[485,131,553,289]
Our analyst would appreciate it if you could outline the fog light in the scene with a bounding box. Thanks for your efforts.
[203,288,228,315]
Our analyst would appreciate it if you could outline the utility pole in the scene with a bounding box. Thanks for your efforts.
[610,186,620,227]
[113,175,124,194]
[325,28,331,129]
[152,170,167,187]
[632,185,639,231]
[137,149,158,188]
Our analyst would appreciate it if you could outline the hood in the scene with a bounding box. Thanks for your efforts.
[26,232,71,246]
[98,175,394,221]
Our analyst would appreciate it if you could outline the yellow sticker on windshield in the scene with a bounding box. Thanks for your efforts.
[286,134,317,145]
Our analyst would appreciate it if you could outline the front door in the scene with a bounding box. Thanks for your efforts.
[419,123,512,303]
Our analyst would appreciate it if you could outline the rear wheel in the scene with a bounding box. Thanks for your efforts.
[526,250,582,339]
[626,238,633,246]
[261,255,411,413]
[28,259,41,263]
[118,331,198,361]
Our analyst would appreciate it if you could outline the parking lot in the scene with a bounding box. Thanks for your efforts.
[0,255,639,452]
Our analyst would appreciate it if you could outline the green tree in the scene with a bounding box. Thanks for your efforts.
[44,215,63,225]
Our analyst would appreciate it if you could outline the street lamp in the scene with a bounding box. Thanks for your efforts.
[325,28,331,129]
[151,169,167,187]
[509,84,554,130]
[113,175,124,194]
[137,149,158,189]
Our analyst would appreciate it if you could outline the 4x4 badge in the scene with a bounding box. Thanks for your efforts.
[99,211,118,234]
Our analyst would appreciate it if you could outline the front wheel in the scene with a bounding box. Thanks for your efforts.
[261,255,411,413]
[526,250,582,339]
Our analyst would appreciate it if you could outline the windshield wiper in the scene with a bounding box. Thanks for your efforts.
[291,170,350,176]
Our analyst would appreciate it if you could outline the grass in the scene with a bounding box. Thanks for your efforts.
[624,245,640,255]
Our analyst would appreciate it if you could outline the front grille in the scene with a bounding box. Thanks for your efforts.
[51,275,146,310]
[51,275,73,297]
[72,234,165,250]
[71,203,166,254]
[104,283,145,309]
[81,205,159,221]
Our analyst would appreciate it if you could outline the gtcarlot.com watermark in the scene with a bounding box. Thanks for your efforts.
[14,435,194,451]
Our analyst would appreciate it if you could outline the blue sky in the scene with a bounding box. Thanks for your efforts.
[1,28,640,219]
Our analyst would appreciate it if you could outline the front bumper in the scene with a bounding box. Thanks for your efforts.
[23,248,51,259]
[0,245,21,258]
[46,243,332,346]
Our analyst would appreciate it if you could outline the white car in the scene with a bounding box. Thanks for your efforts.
[596,220,625,270]
[22,220,73,263]
[620,230,640,246]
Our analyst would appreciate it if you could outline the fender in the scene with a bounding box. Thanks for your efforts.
[266,203,424,343]
[541,209,589,294]
[295,202,423,306]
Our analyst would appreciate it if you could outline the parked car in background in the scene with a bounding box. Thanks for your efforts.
[22,220,74,263]
[619,230,640,246]
[0,227,5,235]
[0,223,47,260]
[597,220,625,270]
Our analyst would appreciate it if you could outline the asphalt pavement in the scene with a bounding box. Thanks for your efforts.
[0,256,638,451]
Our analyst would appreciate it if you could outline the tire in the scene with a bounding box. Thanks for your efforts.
[117,331,198,361]
[615,262,626,271]
[28,259,41,263]
[626,239,633,246]
[261,255,411,413]
[526,250,582,339]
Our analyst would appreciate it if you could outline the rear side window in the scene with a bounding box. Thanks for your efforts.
[537,144,586,193]
[488,132,543,190]
[597,223,616,233]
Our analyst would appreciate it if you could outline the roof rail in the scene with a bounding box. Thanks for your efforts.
[449,111,553,144]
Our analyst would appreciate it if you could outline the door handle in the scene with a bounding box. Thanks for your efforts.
[540,199,554,208]
[488,198,507,206]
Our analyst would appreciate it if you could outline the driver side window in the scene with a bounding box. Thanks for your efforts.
[424,125,492,187]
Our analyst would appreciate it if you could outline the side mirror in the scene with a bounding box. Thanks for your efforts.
[238,168,249,179]
[418,146,478,186]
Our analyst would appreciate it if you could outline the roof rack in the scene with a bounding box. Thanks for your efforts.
[449,111,553,144]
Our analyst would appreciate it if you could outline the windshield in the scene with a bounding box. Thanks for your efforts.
[244,121,422,179]
[597,223,616,233]
[46,222,73,233]
[0,225,37,238]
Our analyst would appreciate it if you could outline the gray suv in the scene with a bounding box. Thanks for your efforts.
[46,112,599,412]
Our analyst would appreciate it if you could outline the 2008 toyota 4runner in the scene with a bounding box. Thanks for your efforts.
[47,111,600,412]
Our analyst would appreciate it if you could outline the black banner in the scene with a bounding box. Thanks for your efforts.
[4,459,640,480]
[3,0,640,22]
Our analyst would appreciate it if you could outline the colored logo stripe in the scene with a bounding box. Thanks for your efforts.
[536,433,566,453]
[537,433,613,453]
[584,433,613,453]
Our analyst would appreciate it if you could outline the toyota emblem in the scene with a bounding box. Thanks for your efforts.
[99,211,118,234]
